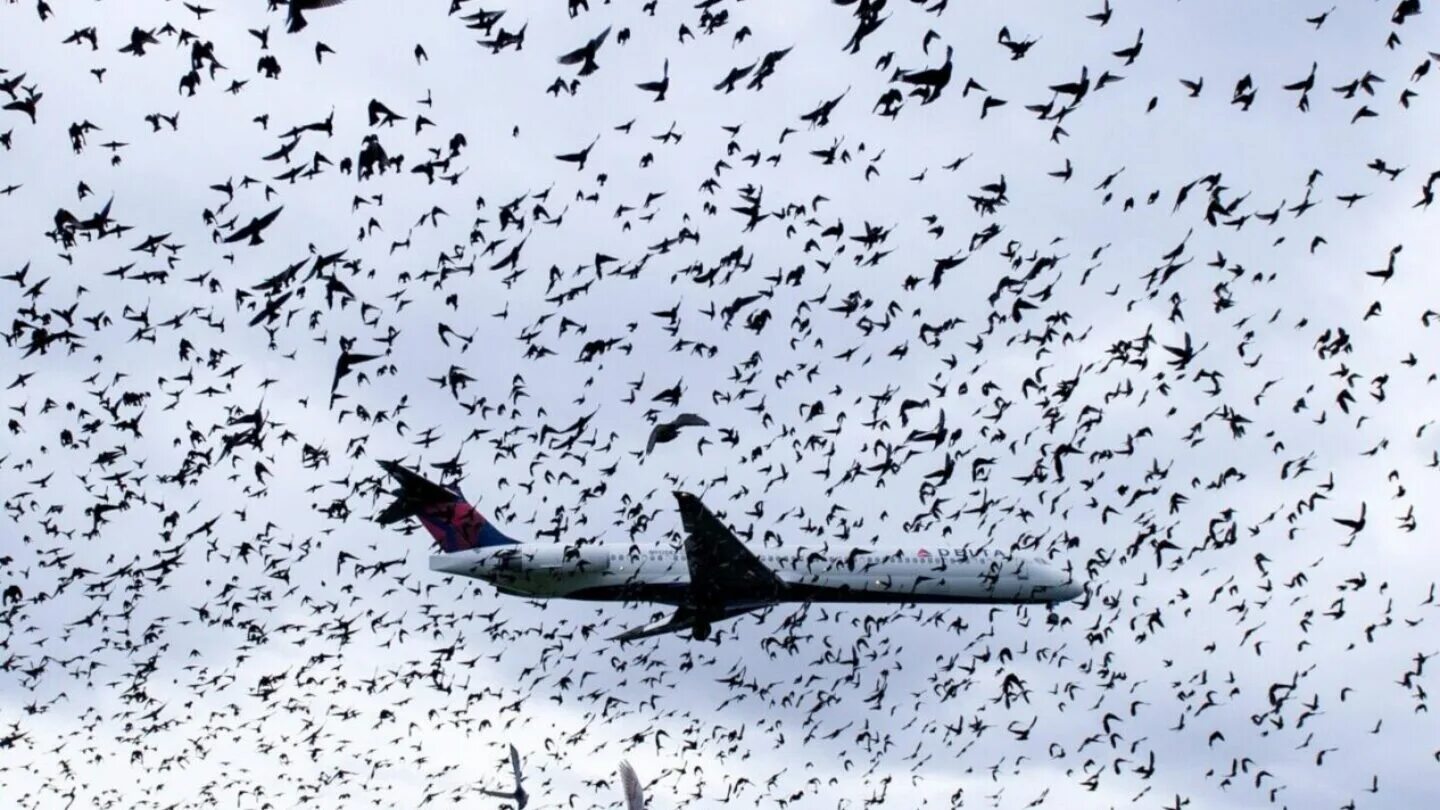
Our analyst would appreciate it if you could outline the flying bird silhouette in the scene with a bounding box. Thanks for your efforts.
[286,0,353,34]
[646,412,710,454]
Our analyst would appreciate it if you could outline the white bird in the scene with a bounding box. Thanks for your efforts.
[619,760,644,810]
[479,744,528,809]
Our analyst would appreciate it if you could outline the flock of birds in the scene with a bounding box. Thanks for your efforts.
[1,0,1437,807]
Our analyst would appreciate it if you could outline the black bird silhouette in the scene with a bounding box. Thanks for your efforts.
[557,26,612,76]
[1333,502,1367,541]
[747,47,793,90]
[997,26,1038,61]
[636,59,669,101]
[118,27,159,56]
[2,91,41,124]
[1050,65,1091,105]
[556,137,599,170]
[367,99,406,127]
[286,0,353,34]
[330,344,379,408]
[646,413,710,454]
[714,62,754,93]
[894,46,953,104]
[222,207,284,245]
[1113,28,1144,66]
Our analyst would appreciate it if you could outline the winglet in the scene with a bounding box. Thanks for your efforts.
[672,490,708,534]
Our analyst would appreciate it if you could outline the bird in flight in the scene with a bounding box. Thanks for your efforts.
[619,760,644,810]
[478,744,528,809]
[221,206,284,246]
[557,26,612,77]
[286,0,353,34]
[646,412,710,454]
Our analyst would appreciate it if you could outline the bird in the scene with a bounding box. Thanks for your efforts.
[636,59,669,102]
[221,206,284,245]
[286,0,353,34]
[619,760,644,810]
[556,137,599,170]
[714,62,754,93]
[557,26,612,77]
[329,343,379,408]
[646,413,709,454]
[1333,502,1367,541]
[894,46,954,104]
[118,27,160,56]
[478,745,528,809]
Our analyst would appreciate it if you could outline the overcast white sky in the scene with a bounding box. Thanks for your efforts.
[2,0,1438,808]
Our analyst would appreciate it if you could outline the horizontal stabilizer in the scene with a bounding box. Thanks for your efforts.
[377,460,517,552]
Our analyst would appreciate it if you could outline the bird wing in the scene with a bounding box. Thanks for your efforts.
[556,43,590,65]
[253,205,284,229]
[619,761,644,810]
[221,223,255,243]
[670,413,710,429]
[713,64,753,90]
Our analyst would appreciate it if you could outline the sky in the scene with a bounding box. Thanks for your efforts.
[1,0,1438,808]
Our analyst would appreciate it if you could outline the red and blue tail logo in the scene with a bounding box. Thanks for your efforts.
[376,461,518,553]
[415,489,517,553]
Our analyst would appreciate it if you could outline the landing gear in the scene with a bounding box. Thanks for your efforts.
[692,620,712,641]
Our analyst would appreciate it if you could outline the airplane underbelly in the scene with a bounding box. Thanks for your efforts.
[781,571,1041,604]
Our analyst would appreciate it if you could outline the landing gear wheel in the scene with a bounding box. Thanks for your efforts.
[692,620,712,641]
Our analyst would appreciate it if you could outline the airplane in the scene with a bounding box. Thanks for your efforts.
[376,461,1084,642]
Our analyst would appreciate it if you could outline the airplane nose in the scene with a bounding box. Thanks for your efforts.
[1034,560,1083,602]
[1052,580,1084,601]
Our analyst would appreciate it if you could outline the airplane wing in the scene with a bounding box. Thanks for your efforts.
[610,493,784,643]
[674,491,785,605]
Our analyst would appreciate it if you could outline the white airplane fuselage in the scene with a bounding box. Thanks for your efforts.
[430,544,1083,606]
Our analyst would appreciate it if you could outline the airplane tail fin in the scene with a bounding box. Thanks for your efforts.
[376,460,517,553]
